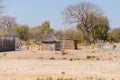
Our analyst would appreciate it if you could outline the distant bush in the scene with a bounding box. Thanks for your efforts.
[50,56,55,60]
[3,52,7,57]
[69,58,73,61]
[37,57,43,60]
[46,77,53,80]
[96,58,100,60]
[37,77,76,80]
[108,28,120,42]
[86,56,100,60]
[86,56,93,59]
[86,77,106,80]
[54,52,60,54]
[91,51,96,53]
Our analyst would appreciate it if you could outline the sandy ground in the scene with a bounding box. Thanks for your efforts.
[0,47,120,80]
[0,60,120,80]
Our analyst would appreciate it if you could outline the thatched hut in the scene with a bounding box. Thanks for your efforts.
[61,38,78,50]
[41,34,61,51]
[41,34,78,51]
[0,36,15,52]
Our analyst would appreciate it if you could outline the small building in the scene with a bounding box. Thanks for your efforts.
[41,34,78,51]
[61,38,78,50]
[41,34,61,51]
[0,36,15,52]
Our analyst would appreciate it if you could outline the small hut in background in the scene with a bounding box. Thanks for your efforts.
[0,36,15,52]
[41,34,61,51]
[41,34,78,51]
[61,38,78,50]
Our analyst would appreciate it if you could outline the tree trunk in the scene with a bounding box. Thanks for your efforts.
[83,31,91,45]
[85,27,91,45]
[85,34,91,45]
[81,28,91,45]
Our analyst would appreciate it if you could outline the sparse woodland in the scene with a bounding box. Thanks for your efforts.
[0,1,120,80]
[0,1,119,47]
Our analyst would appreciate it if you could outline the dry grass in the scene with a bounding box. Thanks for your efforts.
[0,47,119,80]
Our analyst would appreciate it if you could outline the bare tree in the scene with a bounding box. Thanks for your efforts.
[0,0,4,30]
[62,2,103,45]
[0,0,4,13]
[55,30,64,39]
[0,16,17,35]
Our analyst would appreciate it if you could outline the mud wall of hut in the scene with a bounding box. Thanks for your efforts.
[41,43,52,50]
[61,40,78,49]
[41,42,61,51]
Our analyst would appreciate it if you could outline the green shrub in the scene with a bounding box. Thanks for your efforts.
[57,77,64,80]
[36,77,76,80]
[54,52,60,54]
[91,51,96,53]
[93,56,95,58]
[96,58,100,60]
[86,56,93,59]
[50,56,55,60]
[3,52,7,57]
[37,78,44,80]
[46,77,53,80]
[86,56,99,60]
[69,58,73,61]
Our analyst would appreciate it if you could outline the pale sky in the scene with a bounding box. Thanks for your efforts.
[3,0,120,30]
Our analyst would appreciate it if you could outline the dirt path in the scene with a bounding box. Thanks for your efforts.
[0,59,120,80]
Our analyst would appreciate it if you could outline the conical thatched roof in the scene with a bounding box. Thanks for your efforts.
[42,34,61,43]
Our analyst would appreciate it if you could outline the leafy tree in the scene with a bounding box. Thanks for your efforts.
[89,16,109,42]
[29,26,43,40]
[108,28,120,42]
[13,25,29,41]
[55,30,64,39]
[55,29,84,43]
[40,21,53,34]
[62,2,106,45]
[29,21,53,41]
[64,28,84,43]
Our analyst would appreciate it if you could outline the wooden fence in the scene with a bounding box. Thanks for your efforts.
[61,39,78,49]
